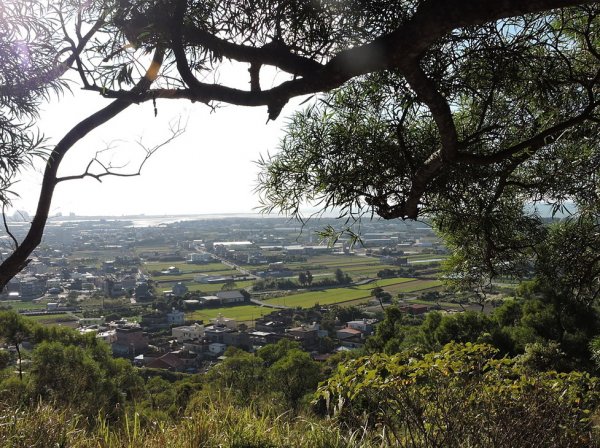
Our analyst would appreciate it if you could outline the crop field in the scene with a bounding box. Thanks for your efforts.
[152,270,239,282]
[261,277,442,309]
[23,313,79,325]
[143,262,227,273]
[187,304,271,322]
[263,287,371,307]
[160,280,256,294]
[0,301,48,311]
[356,277,415,289]
[385,279,443,294]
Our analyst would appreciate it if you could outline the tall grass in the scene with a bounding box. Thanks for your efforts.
[0,396,380,448]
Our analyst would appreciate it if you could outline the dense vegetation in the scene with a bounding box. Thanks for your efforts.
[2,280,600,448]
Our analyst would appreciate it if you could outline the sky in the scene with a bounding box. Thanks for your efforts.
[11,65,304,217]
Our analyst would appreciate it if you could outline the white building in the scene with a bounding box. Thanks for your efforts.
[172,323,205,342]
[210,314,238,330]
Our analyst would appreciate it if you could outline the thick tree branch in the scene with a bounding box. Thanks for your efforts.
[98,0,596,118]
[181,26,323,77]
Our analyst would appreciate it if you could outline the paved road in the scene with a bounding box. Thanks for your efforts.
[197,249,260,279]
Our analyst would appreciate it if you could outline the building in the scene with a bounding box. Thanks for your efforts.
[398,304,429,315]
[19,277,45,300]
[346,318,378,335]
[166,308,185,326]
[189,253,213,264]
[210,314,238,330]
[172,323,205,342]
[171,282,188,297]
[215,290,245,304]
[112,326,149,357]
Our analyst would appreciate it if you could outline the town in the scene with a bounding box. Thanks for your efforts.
[0,213,460,372]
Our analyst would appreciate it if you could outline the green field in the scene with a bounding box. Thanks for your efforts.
[0,301,48,311]
[386,279,443,294]
[187,305,271,322]
[153,270,239,282]
[261,277,441,308]
[160,280,256,294]
[144,262,227,274]
[23,313,79,325]
[356,277,415,289]
[263,287,371,307]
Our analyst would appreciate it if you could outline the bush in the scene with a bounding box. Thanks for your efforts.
[316,343,600,447]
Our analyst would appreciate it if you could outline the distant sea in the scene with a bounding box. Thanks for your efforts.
[19,202,579,228]
[46,213,282,227]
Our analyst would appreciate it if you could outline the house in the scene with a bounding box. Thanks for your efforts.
[145,351,197,371]
[398,304,429,315]
[248,331,282,347]
[112,326,149,357]
[96,329,117,344]
[254,319,287,333]
[210,314,238,330]
[287,323,320,348]
[336,327,363,340]
[215,290,245,304]
[346,318,378,335]
[200,295,222,306]
[19,276,45,300]
[223,331,250,351]
[135,282,153,300]
[189,253,213,264]
[172,323,205,342]
[171,282,188,297]
[204,325,230,343]
[167,308,185,326]
[145,352,185,371]
[141,311,167,329]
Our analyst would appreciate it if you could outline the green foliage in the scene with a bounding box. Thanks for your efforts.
[317,343,600,447]
[268,349,321,411]
[28,339,144,419]
[206,340,322,413]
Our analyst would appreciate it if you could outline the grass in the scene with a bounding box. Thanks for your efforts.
[0,399,380,448]
[386,279,443,294]
[263,288,372,307]
[160,280,256,294]
[152,270,239,282]
[356,277,415,289]
[0,301,47,311]
[187,305,271,322]
[259,277,442,309]
[406,253,449,261]
[23,313,79,325]
[143,262,227,273]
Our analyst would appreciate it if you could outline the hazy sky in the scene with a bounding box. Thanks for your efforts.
[12,66,304,217]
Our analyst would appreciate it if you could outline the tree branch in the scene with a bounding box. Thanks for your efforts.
[0,48,165,291]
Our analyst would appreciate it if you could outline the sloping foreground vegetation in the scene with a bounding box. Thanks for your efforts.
[0,340,598,447]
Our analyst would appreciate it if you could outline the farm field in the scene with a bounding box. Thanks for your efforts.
[386,279,443,294]
[152,270,239,282]
[143,262,227,274]
[262,277,425,308]
[0,301,48,311]
[23,313,79,325]
[187,305,271,322]
[160,280,256,294]
[406,253,448,261]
